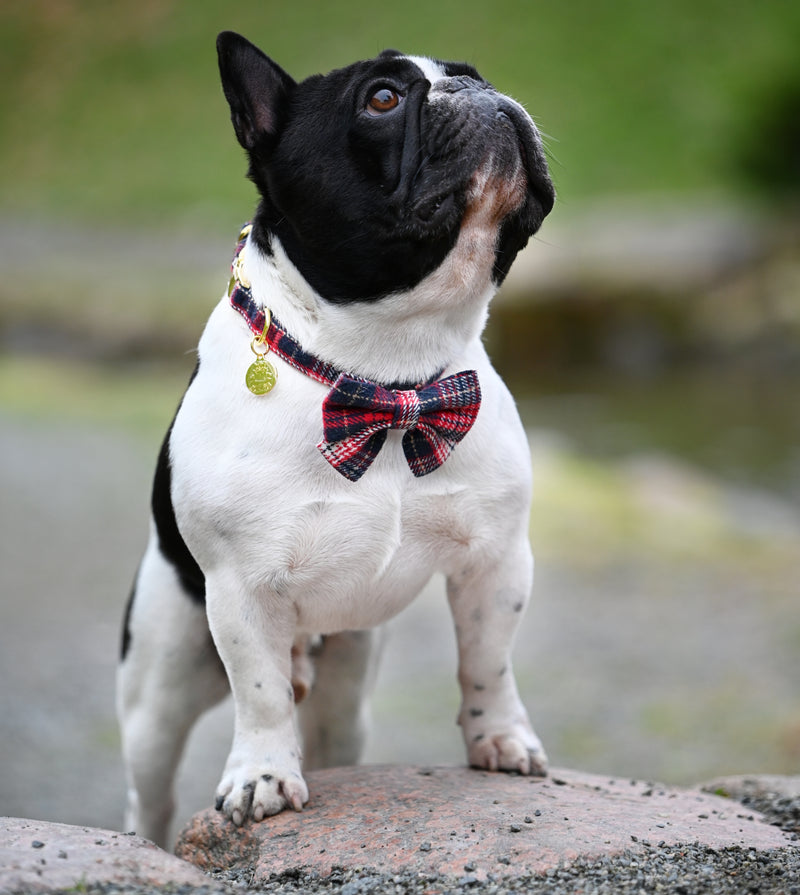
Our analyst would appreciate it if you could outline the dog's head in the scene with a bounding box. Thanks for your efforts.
[217,32,554,305]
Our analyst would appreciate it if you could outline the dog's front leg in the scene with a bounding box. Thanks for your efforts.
[205,571,308,825]
[447,537,548,777]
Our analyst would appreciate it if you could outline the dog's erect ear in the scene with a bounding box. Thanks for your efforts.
[216,31,296,151]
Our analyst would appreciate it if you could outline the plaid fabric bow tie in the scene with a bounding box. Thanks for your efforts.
[318,371,482,481]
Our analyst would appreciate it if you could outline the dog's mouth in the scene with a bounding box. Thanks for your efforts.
[412,191,459,227]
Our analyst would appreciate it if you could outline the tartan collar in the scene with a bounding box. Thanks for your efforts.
[230,271,347,390]
[226,224,482,480]
[228,223,437,391]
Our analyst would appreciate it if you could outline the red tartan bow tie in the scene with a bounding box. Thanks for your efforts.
[319,372,482,481]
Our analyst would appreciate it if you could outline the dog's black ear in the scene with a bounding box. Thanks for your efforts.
[216,31,296,151]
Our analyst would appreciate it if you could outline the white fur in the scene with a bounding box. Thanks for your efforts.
[118,67,547,848]
[406,55,448,85]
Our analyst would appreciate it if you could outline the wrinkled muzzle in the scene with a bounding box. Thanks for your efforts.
[406,78,553,237]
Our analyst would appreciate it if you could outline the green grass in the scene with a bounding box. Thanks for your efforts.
[1,1,799,230]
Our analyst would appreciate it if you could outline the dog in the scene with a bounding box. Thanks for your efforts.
[118,31,555,847]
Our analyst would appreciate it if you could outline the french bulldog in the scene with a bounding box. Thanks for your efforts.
[118,31,554,847]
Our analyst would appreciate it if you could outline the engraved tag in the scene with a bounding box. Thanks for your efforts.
[245,356,277,395]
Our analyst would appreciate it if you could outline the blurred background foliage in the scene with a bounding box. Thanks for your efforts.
[1,0,800,227]
[1,1,799,824]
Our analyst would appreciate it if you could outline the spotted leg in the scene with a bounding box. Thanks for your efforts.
[205,570,308,825]
[446,535,547,776]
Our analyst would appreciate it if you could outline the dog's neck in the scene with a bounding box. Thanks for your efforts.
[241,222,498,386]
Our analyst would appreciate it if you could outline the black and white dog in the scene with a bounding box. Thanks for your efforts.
[118,31,554,847]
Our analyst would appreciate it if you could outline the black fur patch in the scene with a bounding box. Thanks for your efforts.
[120,577,136,660]
[151,362,206,604]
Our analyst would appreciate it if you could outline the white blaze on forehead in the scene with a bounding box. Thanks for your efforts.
[405,55,448,84]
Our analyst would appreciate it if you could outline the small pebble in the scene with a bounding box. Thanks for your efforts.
[31,841,45,849]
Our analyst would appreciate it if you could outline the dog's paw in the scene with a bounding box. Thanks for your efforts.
[215,764,309,826]
[467,726,548,777]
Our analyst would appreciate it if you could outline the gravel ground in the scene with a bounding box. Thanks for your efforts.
[726,792,800,839]
[211,841,800,895]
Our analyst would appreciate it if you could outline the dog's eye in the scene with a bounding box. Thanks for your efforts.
[367,87,401,114]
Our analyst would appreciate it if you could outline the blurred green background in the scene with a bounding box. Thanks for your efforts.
[2,0,800,223]
[1,0,799,835]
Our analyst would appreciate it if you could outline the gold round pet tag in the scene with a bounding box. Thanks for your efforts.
[245,310,277,395]
[246,354,277,395]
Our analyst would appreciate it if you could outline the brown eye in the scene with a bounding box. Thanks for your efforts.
[367,87,400,114]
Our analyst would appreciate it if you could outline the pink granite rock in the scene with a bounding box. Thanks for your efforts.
[175,765,793,883]
[0,817,215,894]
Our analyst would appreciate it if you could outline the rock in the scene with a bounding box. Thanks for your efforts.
[703,773,800,802]
[702,774,800,835]
[0,817,220,894]
[174,765,794,884]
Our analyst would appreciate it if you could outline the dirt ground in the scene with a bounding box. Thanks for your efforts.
[1,404,798,847]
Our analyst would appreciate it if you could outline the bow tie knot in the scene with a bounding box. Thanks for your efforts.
[318,371,481,481]
[391,389,422,431]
